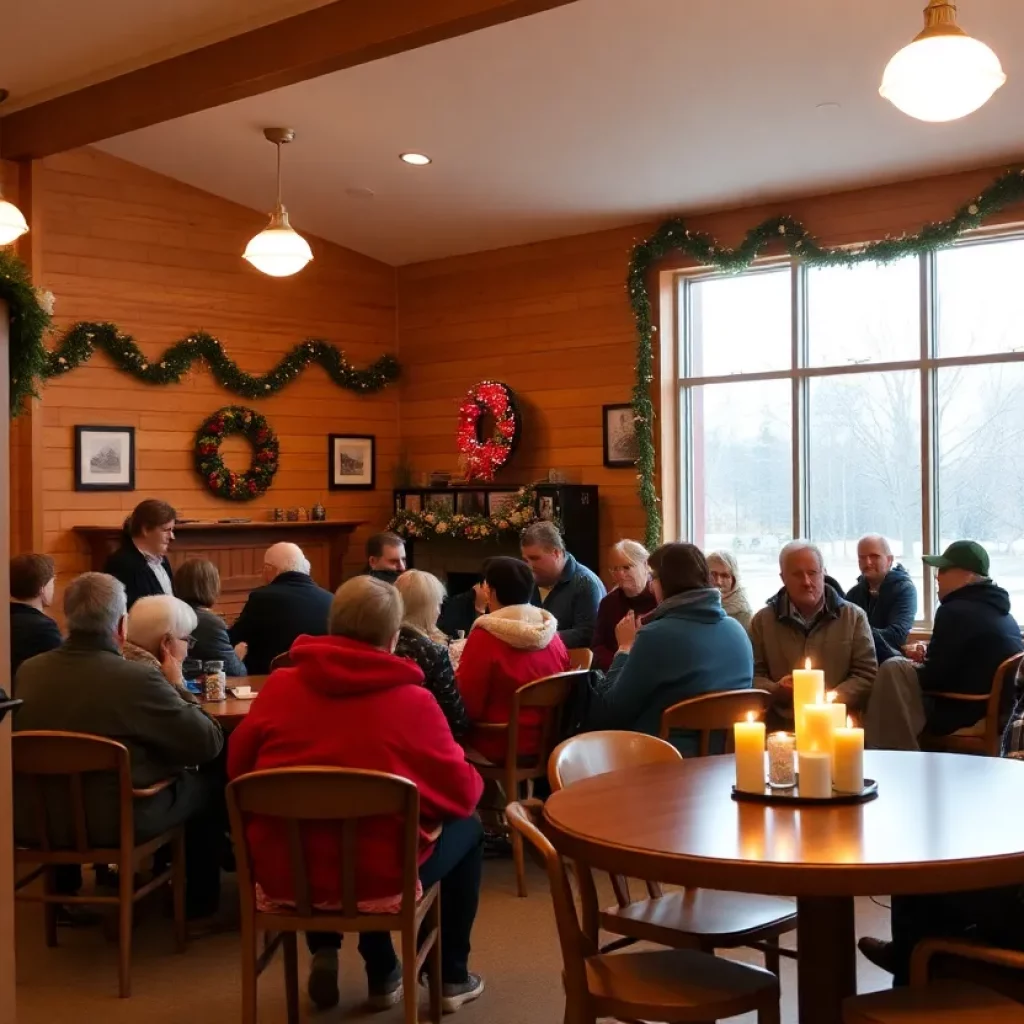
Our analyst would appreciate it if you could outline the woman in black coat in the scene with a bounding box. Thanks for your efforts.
[103,499,176,608]
[174,557,247,677]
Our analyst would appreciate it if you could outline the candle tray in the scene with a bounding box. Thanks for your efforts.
[732,777,878,806]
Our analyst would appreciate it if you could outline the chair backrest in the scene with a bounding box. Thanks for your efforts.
[506,670,588,771]
[226,767,420,918]
[12,731,134,854]
[989,651,1024,746]
[567,648,593,672]
[548,730,681,791]
[269,651,292,671]
[659,689,773,756]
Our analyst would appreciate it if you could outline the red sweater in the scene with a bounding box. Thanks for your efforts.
[591,584,659,671]
[227,634,483,904]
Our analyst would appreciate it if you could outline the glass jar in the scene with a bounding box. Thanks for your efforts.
[203,660,226,701]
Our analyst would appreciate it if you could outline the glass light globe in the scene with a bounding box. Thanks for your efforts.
[880,32,1006,122]
[243,207,313,277]
[0,198,29,245]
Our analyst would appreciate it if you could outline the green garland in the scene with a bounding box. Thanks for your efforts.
[0,248,400,415]
[627,166,1024,550]
[387,484,541,541]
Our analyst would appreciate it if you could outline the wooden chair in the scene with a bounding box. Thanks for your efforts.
[12,731,186,998]
[843,937,1024,1022]
[468,669,587,898]
[921,652,1024,757]
[548,728,796,971]
[659,688,774,755]
[506,800,780,1024]
[567,648,594,671]
[268,651,292,672]
[227,767,441,1024]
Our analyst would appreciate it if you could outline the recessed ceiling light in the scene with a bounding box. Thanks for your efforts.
[400,153,432,166]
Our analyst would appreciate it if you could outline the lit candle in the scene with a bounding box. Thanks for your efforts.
[803,702,836,757]
[798,749,832,798]
[792,658,825,749]
[833,715,865,794]
[767,732,796,788]
[734,712,766,793]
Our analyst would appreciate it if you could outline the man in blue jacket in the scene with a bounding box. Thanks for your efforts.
[864,540,1023,749]
[846,535,917,663]
[521,522,604,649]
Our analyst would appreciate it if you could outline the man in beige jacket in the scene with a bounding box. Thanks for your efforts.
[751,540,877,729]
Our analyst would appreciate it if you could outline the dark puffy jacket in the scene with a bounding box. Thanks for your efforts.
[846,564,918,663]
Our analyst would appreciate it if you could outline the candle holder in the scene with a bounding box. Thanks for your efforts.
[767,732,796,789]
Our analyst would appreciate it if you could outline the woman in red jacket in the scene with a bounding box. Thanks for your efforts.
[456,556,570,762]
[228,576,485,1015]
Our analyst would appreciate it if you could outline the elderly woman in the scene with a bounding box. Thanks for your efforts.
[174,558,247,677]
[707,550,754,633]
[124,593,200,703]
[591,540,658,671]
[228,576,485,1014]
[394,569,470,739]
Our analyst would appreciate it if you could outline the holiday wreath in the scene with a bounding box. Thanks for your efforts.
[457,380,520,481]
[195,406,279,501]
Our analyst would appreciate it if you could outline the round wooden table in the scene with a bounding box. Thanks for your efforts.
[543,750,1024,1024]
[202,675,268,729]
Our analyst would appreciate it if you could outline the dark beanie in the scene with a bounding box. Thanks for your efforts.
[483,556,535,607]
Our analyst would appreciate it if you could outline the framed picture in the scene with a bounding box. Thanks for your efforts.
[456,491,487,516]
[603,404,639,468]
[75,426,135,491]
[403,493,423,513]
[328,435,376,490]
[487,491,519,516]
[427,493,455,514]
[538,495,556,521]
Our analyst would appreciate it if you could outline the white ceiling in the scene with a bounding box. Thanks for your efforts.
[12,0,1024,265]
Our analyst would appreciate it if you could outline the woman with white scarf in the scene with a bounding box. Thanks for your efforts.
[707,550,754,634]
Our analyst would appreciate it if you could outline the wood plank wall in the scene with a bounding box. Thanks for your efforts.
[396,161,1024,579]
[7,148,398,603]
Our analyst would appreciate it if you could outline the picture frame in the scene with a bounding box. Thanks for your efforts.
[328,434,376,490]
[426,493,455,514]
[603,404,639,468]
[487,491,519,516]
[75,426,135,492]
[403,493,423,513]
[538,495,556,521]
[456,491,487,516]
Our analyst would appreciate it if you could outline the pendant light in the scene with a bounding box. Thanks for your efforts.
[243,127,313,277]
[880,0,1006,122]
[0,91,29,245]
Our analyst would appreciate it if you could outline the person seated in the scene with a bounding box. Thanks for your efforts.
[364,531,407,584]
[394,570,470,739]
[174,558,247,677]
[456,556,570,763]
[845,534,917,664]
[227,576,485,1014]
[123,594,202,703]
[864,541,1023,751]
[591,540,658,671]
[437,580,487,641]
[751,540,877,729]
[229,542,332,674]
[585,543,753,753]
[10,553,61,679]
[13,573,225,919]
[103,499,176,608]
[707,549,754,634]
[520,521,605,649]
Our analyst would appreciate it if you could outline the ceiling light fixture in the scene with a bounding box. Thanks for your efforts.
[400,153,432,166]
[0,89,29,245]
[243,127,313,278]
[880,0,1006,122]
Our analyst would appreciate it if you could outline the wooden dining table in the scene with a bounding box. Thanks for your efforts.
[202,675,268,729]
[543,750,1024,1024]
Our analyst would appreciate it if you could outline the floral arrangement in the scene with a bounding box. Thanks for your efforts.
[387,485,542,541]
[456,380,520,481]
[194,406,279,501]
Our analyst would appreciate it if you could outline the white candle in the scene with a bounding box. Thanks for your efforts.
[734,713,766,794]
[798,750,832,798]
[826,690,847,730]
[767,732,796,788]
[803,702,836,757]
[833,716,865,794]
[792,659,825,749]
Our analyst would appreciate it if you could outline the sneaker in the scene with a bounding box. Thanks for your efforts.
[441,974,485,1014]
[366,965,404,1012]
[857,936,896,975]
[307,949,340,1011]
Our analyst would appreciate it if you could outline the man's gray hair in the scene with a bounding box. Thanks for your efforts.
[64,572,127,635]
[264,541,310,575]
[779,539,825,571]
[520,521,565,552]
[858,533,893,556]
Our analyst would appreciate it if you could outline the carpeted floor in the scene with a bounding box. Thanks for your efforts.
[13,858,893,1024]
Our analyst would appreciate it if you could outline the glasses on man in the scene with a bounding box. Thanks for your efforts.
[178,635,197,651]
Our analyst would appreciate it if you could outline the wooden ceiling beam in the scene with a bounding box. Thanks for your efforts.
[0,0,579,160]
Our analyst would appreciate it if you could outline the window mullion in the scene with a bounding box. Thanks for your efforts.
[792,260,808,540]
[920,251,937,626]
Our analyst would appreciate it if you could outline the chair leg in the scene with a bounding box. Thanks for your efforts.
[402,926,420,1024]
[758,995,781,1024]
[241,922,259,1024]
[427,900,443,1023]
[763,936,781,975]
[118,864,134,998]
[282,933,299,1024]
[43,867,58,948]
[172,831,186,953]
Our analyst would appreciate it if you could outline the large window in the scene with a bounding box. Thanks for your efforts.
[676,235,1024,624]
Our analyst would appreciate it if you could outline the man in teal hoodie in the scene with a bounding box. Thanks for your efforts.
[584,543,753,754]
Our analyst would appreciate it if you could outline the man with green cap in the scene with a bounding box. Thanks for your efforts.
[863,539,1022,750]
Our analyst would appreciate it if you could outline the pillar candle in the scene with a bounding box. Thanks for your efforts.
[826,691,847,730]
[734,713,766,793]
[833,717,865,794]
[803,703,835,757]
[792,660,825,748]
[798,750,832,798]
